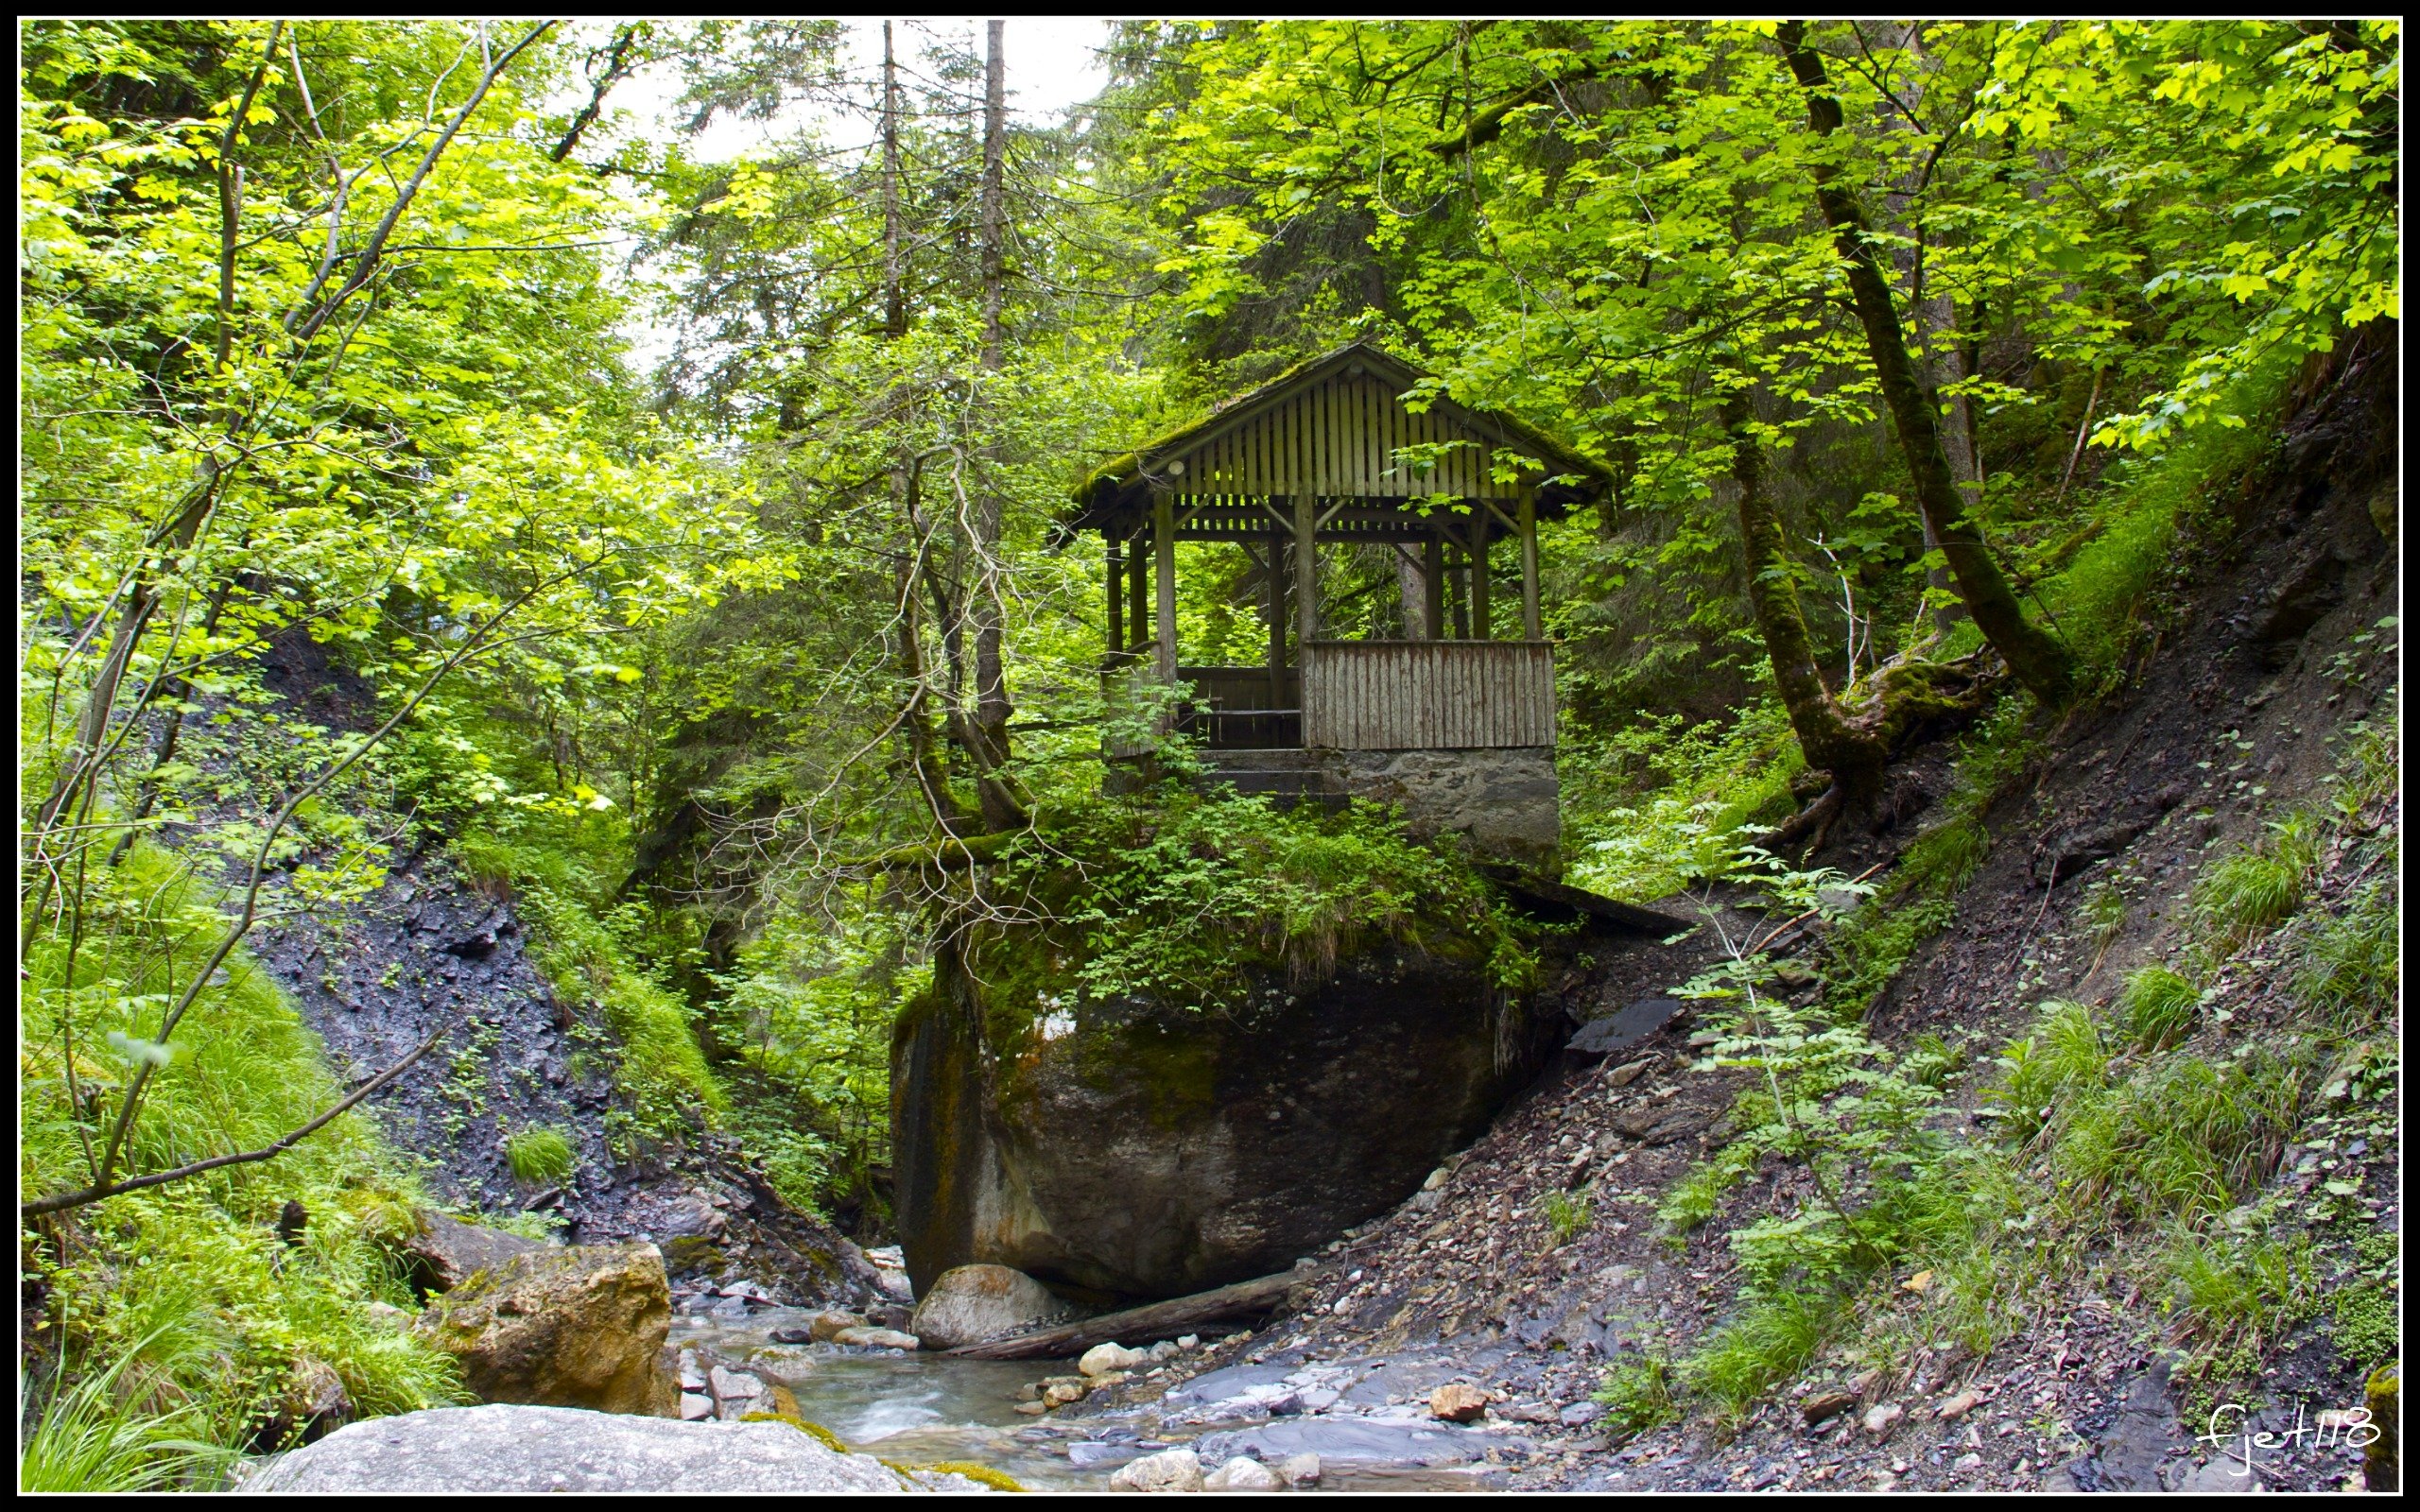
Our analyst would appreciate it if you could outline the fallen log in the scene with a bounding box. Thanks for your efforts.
[942,1269,1304,1360]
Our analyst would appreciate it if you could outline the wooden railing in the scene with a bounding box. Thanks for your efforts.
[1302,640,1555,750]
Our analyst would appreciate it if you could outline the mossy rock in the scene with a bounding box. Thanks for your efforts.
[892,924,1564,1299]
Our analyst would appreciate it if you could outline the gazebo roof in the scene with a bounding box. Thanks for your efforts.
[1063,341,1612,539]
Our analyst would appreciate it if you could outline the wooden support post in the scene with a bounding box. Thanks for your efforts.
[1128,527,1148,652]
[1423,532,1445,640]
[1469,507,1491,641]
[1518,490,1542,640]
[1105,532,1123,660]
[1293,492,1318,660]
[1266,530,1287,706]
[1152,489,1177,682]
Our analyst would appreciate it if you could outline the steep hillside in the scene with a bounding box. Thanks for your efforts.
[1140,340,2399,1495]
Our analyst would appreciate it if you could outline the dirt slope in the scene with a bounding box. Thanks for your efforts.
[1146,348,2398,1493]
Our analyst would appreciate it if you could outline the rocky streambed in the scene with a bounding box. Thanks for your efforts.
[664,1304,1541,1492]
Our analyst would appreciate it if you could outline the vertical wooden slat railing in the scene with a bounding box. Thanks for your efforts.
[1302,641,1555,750]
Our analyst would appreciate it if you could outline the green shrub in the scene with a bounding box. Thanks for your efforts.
[994,789,1542,1013]
[1987,1001,2109,1141]
[451,810,726,1140]
[1594,1354,1677,1435]
[504,1126,576,1185]
[2118,966,2201,1051]
[2293,878,2396,1024]
[1659,1143,1757,1234]
[2331,1282,2398,1369]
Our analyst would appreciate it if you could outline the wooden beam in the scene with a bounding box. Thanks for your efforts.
[1105,532,1123,658]
[1293,492,1318,661]
[1518,490,1542,640]
[1470,510,1491,641]
[1153,488,1177,681]
[1128,528,1148,651]
[941,1269,1305,1360]
[1423,532,1444,640]
[1267,533,1287,706]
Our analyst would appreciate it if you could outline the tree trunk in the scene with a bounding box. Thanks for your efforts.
[1776,22,2073,705]
[943,1269,1303,1359]
[1726,391,1886,799]
[968,18,1022,831]
[880,24,906,341]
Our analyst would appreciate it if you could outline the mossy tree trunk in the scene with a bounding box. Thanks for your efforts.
[1777,21,2074,706]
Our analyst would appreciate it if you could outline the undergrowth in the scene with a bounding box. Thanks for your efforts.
[1608,697,2396,1434]
[990,785,1546,1014]
[19,846,462,1486]
[451,806,726,1147]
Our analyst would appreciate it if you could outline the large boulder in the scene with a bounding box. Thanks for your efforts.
[237,1404,914,1493]
[413,1242,677,1416]
[909,1264,1078,1349]
[398,1210,543,1293]
[892,926,1563,1299]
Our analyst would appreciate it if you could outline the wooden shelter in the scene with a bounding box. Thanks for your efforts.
[1064,341,1610,758]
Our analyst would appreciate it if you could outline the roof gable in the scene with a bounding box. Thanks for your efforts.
[1068,342,1609,533]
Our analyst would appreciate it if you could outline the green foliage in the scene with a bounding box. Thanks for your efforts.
[16,1327,233,1493]
[1542,1191,1594,1247]
[503,1126,576,1185]
[996,789,1543,1013]
[1660,1143,1759,1236]
[2163,1227,2319,1351]
[2331,1282,2399,1369]
[2191,812,2320,948]
[1680,1291,1841,1421]
[2118,966,2203,1052]
[452,809,726,1142]
[2293,878,2397,1025]
[1567,703,1801,903]
[19,848,461,1475]
[1593,1354,1678,1436]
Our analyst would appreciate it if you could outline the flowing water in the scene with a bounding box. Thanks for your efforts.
[670,1310,1513,1492]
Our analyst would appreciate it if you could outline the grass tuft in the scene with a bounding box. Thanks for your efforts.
[503,1126,576,1185]
[2190,813,2319,948]
[2118,966,2201,1051]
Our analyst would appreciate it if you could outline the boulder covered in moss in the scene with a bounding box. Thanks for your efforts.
[413,1241,678,1416]
[892,925,1564,1299]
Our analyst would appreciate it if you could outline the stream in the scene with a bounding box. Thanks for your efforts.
[670,1309,1521,1492]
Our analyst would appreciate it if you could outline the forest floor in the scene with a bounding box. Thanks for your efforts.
[1123,366,2400,1493]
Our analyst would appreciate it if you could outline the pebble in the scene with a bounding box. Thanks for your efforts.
[1935,1390,1981,1420]
[1862,1402,1903,1436]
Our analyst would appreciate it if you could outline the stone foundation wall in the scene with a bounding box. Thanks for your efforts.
[1316,746,1559,871]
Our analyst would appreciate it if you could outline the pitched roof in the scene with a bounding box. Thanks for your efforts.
[1064,341,1612,537]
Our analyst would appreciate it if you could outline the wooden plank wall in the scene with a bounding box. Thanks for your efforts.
[1303,641,1555,750]
[1174,375,1524,500]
